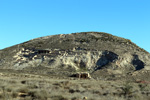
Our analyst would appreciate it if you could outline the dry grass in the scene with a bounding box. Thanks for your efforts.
[0,72,150,100]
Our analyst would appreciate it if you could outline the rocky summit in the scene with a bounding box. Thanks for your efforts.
[0,32,150,80]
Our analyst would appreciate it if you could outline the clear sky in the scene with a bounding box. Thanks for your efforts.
[0,0,150,52]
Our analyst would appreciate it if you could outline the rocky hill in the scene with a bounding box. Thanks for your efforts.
[0,32,150,80]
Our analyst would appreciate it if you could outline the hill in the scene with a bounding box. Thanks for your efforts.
[0,32,150,80]
[1,32,150,100]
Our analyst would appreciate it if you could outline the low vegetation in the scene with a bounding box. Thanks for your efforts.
[0,72,150,100]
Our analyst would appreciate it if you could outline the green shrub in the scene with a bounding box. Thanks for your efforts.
[121,82,133,96]
[11,91,18,98]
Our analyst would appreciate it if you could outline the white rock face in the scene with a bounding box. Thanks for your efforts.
[12,48,120,71]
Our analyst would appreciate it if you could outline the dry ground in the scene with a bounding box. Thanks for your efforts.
[0,72,150,100]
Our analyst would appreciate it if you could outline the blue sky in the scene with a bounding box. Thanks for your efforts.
[0,0,150,52]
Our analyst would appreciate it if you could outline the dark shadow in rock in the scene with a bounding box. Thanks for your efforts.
[95,51,118,71]
[132,55,145,70]
[79,60,86,68]
[48,59,55,65]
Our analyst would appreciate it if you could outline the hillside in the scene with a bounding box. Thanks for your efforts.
[0,32,150,80]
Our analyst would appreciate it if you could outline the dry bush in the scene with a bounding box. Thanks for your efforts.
[17,87,29,93]
[27,90,48,100]
[11,91,18,98]
[0,93,4,99]
[51,95,69,100]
